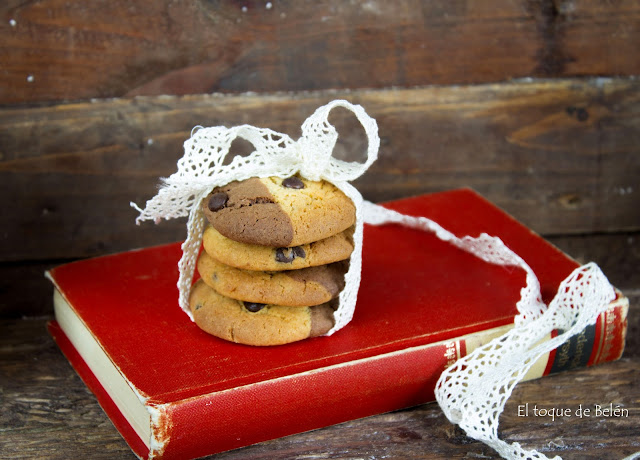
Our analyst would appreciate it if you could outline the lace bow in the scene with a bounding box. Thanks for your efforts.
[131,100,379,331]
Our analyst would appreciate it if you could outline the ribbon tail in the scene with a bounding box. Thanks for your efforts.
[435,263,616,460]
[176,192,209,319]
[362,200,547,321]
[362,200,617,460]
[325,182,365,335]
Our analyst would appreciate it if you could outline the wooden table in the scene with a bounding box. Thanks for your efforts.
[1,234,638,460]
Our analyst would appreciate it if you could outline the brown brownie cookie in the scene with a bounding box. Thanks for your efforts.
[202,225,354,272]
[197,251,346,307]
[189,280,335,346]
[202,176,355,247]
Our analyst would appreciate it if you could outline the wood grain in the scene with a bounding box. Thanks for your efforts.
[1,317,638,459]
[1,0,638,104]
[1,79,639,263]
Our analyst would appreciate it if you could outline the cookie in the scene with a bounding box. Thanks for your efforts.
[202,225,354,271]
[189,280,335,346]
[202,176,356,247]
[197,251,346,307]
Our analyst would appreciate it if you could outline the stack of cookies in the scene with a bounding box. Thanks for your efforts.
[189,175,356,346]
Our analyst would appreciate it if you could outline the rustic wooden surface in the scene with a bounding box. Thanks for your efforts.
[1,290,638,459]
[2,80,639,262]
[1,0,639,104]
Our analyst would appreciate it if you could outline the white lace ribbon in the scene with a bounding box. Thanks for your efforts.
[362,202,616,460]
[131,100,379,330]
[133,100,616,459]
[435,262,615,460]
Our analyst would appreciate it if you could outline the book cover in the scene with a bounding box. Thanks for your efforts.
[46,188,628,459]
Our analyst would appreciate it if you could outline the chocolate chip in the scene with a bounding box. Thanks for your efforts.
[275,247,295,263]
[208,192,228,212]
[244,302,266,313]
[282,176,305,189]
[275,246,306,263]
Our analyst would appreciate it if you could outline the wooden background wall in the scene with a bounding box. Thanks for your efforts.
[1,0,639,318]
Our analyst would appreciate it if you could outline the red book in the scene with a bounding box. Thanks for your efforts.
[46,188,628,459]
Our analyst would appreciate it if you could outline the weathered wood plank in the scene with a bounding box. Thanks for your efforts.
[1,79,638,262]
[559,0,640,77]
[1,0,639,105]
[0,259,68,318]
[1,317,638,459]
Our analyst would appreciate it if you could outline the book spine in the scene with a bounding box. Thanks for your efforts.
[587,293,628,366]
[156,299,628,459]
[541,294,628,377]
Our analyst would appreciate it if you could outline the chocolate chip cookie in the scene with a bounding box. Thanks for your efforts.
[202,225,354,271]
[202,176,356,247]
[197,251,346,307]
[189,280,335,346]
